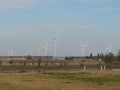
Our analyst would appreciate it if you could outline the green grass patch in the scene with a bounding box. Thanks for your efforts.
[39,71,120,85]
[76,77,110,85]
[21,79,34,82]
[39,71,90,76]
[1,82,10,86]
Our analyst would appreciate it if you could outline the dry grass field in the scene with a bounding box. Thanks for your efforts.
[0,70,120,90]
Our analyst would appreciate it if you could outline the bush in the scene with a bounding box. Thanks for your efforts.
[104,53,114,63]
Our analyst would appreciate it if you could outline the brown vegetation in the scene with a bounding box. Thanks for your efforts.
[0,71,120,90]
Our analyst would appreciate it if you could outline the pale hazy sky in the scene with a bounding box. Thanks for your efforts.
[0,0,120,56]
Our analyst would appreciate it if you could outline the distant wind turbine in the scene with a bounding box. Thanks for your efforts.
[38,48,41,56]
[11,48,13,56]
[38,46,43,56]
[8,48,13,56]
[80,42,87,57]
[106,43,112,53]
[53,34,59,58]
[43,41,49,56]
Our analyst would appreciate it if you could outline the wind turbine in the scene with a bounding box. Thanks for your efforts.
[80,42,87,57]
[38,46,43,56]
[43,41,49,56]
[8,49,10,56]
[106,43,112,53]
[53,34,59,58]
[38,48,41,56]
[8,48,13,56]
[11,48,13,56]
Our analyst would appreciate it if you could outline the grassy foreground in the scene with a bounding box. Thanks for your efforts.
[0,71,120,90]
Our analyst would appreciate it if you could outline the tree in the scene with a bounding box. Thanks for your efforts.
[9,60,13,65]
[97,53,100,58]
[26,55,32,59]
[38,59,42,67]
[23,62,26,66]
[98,53,104,60]
[0,61,2,66]
[90,53,93,58]
[104,53,114,63]
[116,50,120,61]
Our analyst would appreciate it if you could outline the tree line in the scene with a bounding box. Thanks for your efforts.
[102,50,120,63]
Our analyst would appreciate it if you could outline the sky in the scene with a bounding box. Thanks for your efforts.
[0,0,120,56]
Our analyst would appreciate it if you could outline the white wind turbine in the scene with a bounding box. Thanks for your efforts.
[38,46,43,56]
[106,43,112,53]
[80,42,87,57]
[8,49,10,56]
[8,48,13,56]
[53,34,59,58]
[11,48,13,56]
[38,48,41,56]
[43,41,49,56]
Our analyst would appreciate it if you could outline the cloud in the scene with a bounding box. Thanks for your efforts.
[66,14,82,21]
[77,0,113,3]
[0,29,17,36]
[18,23,105,33]
[93,7,120,13]
[0,23,108,36]
[0,23,97,35]
[0,0,53,10]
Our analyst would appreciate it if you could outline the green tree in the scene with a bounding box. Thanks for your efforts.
[104,53,114,63]
[9,60,13,65]
[38,59,42,67]
[116,50,120,61]
[0,61,2,66]
[23,62,26,66]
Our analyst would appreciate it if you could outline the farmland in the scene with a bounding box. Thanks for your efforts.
[0,58,120,90]
[0,70,120,90]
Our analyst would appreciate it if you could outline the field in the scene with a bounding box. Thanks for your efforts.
[0,70,120,90]
[0,59,120,90]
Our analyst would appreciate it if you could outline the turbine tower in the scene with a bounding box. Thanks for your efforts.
[106,43,112,53]
[38,48,41,56]
[11,48,13,56]
[53,34,59,58]
[38,46,43,56]
[43,41,49,56]
[8,48,13,56]
[80,42,87,57]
